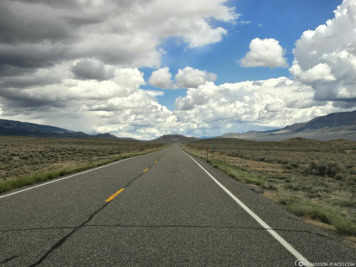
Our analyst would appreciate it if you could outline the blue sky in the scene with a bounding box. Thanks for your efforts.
[141,0,341,110]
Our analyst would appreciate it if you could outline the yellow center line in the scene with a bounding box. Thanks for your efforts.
[154,160,158,164]
[143,168,149,172]
[105,188,125,203]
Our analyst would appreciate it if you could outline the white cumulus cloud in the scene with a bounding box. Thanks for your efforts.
[174,78,335,135]
[0,67,175,139]
[148,67,174,89]
[148,66,217,89]
[290,0,356,104]
[175,67,217,88]
[241,38,288,68]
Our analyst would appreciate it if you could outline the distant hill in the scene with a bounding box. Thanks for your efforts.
[295,110,356,131]
[0,119,127,140]
[199,136,216,139]
[91,133,121,140]
[0,119,73,136]
[221,110,356,141]
[152,134,199,144]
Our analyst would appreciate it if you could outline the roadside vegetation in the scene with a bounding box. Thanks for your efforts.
[182,138,356,238]
[0,136,165,194]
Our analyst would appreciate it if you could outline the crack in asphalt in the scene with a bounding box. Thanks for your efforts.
[0,226,76,233]
[26,158,161,267]
[0,255,19,264]
[85,224,335,240]
[0,224,333,241]
[28,203,108,267]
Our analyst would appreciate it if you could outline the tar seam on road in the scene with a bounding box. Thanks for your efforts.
[84,224,333,239]
[181,148,314,267]
[0,156,138,200]
[0,224,333,240]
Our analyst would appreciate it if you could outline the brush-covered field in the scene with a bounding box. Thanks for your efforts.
[0,136,165,194]
[183,138,356,238]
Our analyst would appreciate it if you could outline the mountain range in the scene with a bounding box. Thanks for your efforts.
[151,134,199,144]
[222,110,356,141]
[1,109,356,142]
[0,119,129,140]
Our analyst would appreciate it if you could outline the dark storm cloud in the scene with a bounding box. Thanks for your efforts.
[0,43,69,69]
[0,0,101,74]
[72,59,114,81]
[0,97,65,118]
[0,72,62,89]
[64,15,105,27]
[0,90,66,110]
[14,0,79,8]
[22,0,146,9]
[332,100,356,109]
[0,1,72,45]
[0,0,154,110]
[0,65,35,77]
[0,0,158,76]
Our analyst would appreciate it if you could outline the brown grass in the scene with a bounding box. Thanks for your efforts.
[0,136,166,193]
[182,138,356,238]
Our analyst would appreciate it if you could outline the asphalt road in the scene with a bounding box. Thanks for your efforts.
[0,144,355,267]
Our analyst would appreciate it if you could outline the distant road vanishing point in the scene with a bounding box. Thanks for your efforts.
[0,144,355,266]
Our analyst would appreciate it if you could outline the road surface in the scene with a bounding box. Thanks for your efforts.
[0,144,355,266]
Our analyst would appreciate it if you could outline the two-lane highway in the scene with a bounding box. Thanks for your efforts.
[0,144,355,266]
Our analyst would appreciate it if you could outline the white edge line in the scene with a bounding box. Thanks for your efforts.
[181,148,313,267]
[0,156,136,200]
